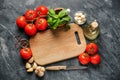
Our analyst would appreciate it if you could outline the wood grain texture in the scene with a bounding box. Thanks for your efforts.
[30,23,86,65]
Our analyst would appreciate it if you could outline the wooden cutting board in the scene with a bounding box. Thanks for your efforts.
[30,23,86,65]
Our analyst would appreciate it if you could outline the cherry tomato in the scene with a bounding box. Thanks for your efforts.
[16,16,27,28]
[86,43,98,55]
[78,53,90,65]
[35,18,48,31]
[20,48,32,60]
[24,24,37,36]
[90,54,101,65]
[25,10,37,21]
[36,6,48,17]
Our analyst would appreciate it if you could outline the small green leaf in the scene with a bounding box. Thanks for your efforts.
[58,9,67,18]
[48,9,55,15]
[52,19,60,29]
[59,19,66,25]
[62,16,70,21]
[52,19,57,24]
[47,17,52,23]
[52,15,59,19]
[59,16,70,25]
[48,9,58,19]
[48,18,58,27]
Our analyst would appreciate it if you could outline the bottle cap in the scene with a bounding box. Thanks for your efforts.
[91,20,98,30]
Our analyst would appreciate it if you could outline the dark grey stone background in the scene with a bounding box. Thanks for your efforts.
[0,0,120,80]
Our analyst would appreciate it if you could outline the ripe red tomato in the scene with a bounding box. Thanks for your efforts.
[24,24,37,36]
[86,43,98,55]
[25,10,37,20]
[20,48,32,60]
[78,53,90,65]
[90,54,101,65]
[36,6,48,17]
[16,16,27,28]
[35,18,48,31]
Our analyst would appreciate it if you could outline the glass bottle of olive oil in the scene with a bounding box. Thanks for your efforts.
[83,20,100,40]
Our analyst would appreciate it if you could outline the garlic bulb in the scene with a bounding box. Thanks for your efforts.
[35,66,45,77]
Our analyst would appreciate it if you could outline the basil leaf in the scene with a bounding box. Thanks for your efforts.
[47,17,52,23]
[58,9,67,18]
[52,15,59,19]
[52,19,60,29]
[52,19,57,24]
[48,9,55,15]
[59,16,70,24]
[59,19,66,25]
[47,17,53,26]
[48,9,59,19]
[62,16,70,21]
[48,18,58,27]
[48,14,59,19]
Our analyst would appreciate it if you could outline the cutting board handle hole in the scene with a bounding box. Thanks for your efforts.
[74,31,81,45]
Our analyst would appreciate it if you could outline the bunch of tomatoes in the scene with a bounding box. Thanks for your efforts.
[78,43,101,65]
[17,6,48,60]
[16,6,48,36]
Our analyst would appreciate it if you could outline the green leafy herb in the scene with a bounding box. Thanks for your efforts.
[58,9,67,18]
[47,17,53,26]
[62,16,70,21]
[48,9,55,15]
[47,8,70,30]
[52,19,60,29]
[52,15,59,19]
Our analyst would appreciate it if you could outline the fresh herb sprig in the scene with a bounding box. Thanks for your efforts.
[47,9,70,29]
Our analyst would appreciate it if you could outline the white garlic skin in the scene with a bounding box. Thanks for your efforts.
[35,66,45,77]
[26,62,31,69]
[37,71,44,77]
[27,68,33,72]
[32,62,37,70]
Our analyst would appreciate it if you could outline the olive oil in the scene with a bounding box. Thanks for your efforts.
[83,20,100,40]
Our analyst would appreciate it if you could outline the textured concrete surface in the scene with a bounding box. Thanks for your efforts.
[0,0,120,80]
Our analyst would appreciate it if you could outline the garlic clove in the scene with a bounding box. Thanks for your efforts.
[78,20,82,23]
[37,71,44,77]
[35,66,46,73]
[35,66,42,73]
[75,13,79,16]
[81,15,85,18]
[35,68,39,74]
[27,68,33,72]
[32,62,37,70]
[77,17,82,20]
[26,62,31,69]
[74,17,78,20]
[36,66,41,70]
[28,57,34,63]
[39,67,45,72]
